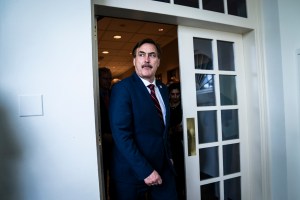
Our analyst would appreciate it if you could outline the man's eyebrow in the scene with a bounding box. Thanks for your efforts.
[138,51,156,54]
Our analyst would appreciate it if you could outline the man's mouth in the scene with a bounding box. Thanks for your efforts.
[142,64,153,69]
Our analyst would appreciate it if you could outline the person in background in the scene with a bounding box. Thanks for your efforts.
[98,67,113,199]
[168,82,186,200]
[109,38,178,200]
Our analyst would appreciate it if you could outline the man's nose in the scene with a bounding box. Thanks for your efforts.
[145,55,150,62]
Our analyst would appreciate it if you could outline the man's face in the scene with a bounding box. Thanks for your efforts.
[170,88,181,104]
[133,43,160,82]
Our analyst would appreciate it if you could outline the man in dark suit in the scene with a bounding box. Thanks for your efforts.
[109,38,178,200]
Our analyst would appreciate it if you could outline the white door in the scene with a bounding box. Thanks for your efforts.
[178,26,248,200]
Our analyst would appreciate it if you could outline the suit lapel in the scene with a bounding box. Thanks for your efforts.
[132,72,150,95]
[157,82,168,108]
[131,73,157,108]
[131,72,169,129]
[156,81,170,129]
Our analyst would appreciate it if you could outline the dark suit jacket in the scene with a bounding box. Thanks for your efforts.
[109,72,173,184]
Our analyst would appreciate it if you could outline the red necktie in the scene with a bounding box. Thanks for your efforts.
[147,84,164,122]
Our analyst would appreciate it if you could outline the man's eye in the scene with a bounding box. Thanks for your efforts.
[137,53,157,58]
[149,53,157,58]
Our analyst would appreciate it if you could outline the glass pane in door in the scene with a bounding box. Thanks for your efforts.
[223,143,240,175]
[220,75,237,105]
[217,40,235,71]
[227,0,247,18]
[201,182,220,199]
[221,109,239,140]
[174,0,199,8]
[200,146,219,180]
[197,110,218,144]
[203,0,225,13]
[195,74,216,106]
[224,177,241,199]
[193,38,213,70]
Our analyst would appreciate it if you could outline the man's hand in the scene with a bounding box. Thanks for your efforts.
[144,170,163,186]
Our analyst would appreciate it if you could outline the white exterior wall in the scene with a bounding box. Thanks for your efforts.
[0,0,101,200]
[259,0,288,199]
[259,0,300,199]
[277,0,300,199]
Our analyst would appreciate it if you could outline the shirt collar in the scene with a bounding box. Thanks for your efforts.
[139,77,157,88]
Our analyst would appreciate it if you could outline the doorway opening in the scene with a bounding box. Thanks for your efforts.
[96,16,186,199]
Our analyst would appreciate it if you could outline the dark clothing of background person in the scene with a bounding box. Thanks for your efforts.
[100,89,111,133]
[100,88,113,176]
[169,102,186,200]
[99,67,113,199]
[169,82,186,200]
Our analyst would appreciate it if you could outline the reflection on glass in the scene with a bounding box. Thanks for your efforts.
[224,177,241,199]
[201,182,220,199]
[174,0,199,8]
[193,38,213,70]
[200,147,219,180]
[203,0,224,13]
[223,143,240,175]
[194,53,213,70]
[217,40,235,71]
[220,75,237,105]
[228,0,247,18]
[187,118,196,156]
[195,74,216,106]
[197,111,218,144]
[221,109,239,140]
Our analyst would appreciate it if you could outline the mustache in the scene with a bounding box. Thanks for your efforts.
[142,64,153,68]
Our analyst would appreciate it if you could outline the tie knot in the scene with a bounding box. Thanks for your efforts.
[147,84,155,91]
